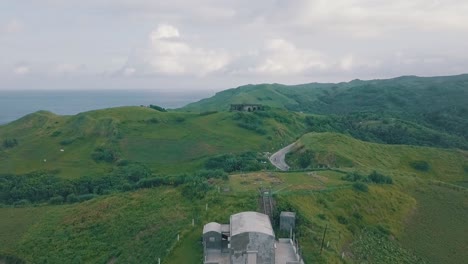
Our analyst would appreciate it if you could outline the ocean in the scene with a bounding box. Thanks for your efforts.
[0,90,211,125]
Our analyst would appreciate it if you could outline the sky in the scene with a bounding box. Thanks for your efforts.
[1,0,468,91]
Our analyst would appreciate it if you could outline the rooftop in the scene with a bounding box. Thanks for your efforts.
[203,222,221,234]
[230,211,274,237]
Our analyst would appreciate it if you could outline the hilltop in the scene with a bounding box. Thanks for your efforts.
[183,74,468,149]
[1,74,468,264]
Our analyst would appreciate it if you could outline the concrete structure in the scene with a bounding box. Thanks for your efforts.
[202,211,304,264]
[279,212,296,232]
[203,222,223,250]
[230,212,275,264]
[230,104,264,112]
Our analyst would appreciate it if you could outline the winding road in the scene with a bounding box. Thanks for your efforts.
[269,142,296,171]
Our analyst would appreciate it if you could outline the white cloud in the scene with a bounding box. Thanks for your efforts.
[291,0,468,36]
[136,24,231,76]
[250,38,328,75]
[13,66,30,75]
[150,24,180,40]
[123,67,136,76]
[52,63,86,75]
[340,55,354,71]
[3,19,23,33]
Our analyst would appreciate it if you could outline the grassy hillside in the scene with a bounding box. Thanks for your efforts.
[287,132,468,184]
[0,107,306,178]
[182,74,468,149]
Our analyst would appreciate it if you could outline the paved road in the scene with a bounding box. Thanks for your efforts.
[269,142,296,171]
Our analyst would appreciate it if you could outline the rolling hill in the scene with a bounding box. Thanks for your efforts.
[1,74,468,264]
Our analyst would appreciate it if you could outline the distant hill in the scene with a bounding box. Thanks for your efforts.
[182,74,468,148]
[182,74,468,114]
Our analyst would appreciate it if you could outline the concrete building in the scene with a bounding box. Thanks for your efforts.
[230,212,275,264]
[202,211,303,264]
[230,104,264,112]
[279,212,296,232]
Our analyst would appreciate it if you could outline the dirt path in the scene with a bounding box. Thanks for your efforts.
[269,142,295,171]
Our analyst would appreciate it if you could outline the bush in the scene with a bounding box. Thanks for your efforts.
[298,150,313,168]
[149,104,167,112]
[13,199,30,207]
[66,194,79,203]
[366,171,393,184]
[410,160,430,171]
[2,138,18,148]
[91,146,118,163]
[48,196,64,205]
[59,138,76,145]
[145,117,159,124]
[77,194,98,202]
[50,131,61,137]
[137,177,164,188]
[199,111,218,116]
[337,215,349,225]
[352,182,369,192]
[342,172,364,182]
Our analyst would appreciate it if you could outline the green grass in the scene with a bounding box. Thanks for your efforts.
[400,184,468,264]
[1,187,193,263]
[0,206,51,256]
[0,107,306,177]
[288,132,468,184]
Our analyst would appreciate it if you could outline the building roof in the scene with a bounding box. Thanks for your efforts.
[230,211,274,237]
[203,222,222,234]
[280,211,296,217]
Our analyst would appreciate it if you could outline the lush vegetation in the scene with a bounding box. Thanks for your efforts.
[183,74,468,149]
[1,74,468,263]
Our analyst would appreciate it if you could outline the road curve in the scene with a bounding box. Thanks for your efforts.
[269,142,296,171]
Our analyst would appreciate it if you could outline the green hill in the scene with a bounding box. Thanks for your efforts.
[1,74,468,263]
[0,107,306,178]
[182,74,468,149]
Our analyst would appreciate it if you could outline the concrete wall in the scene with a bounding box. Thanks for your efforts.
[230,232,275,264]
[204,231,222,250]
[280,213,296,232]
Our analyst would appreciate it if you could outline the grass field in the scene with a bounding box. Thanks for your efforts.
[288,132,468,184]
[0,107,306,177]
[1,107,467,263]
[400,184,468,264]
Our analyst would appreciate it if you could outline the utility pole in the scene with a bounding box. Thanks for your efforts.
[320,224,328,255]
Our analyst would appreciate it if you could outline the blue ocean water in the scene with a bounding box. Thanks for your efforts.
[0,90,211,125]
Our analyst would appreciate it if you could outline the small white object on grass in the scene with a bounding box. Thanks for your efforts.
[43,159,47,162]
[60,149,64,152]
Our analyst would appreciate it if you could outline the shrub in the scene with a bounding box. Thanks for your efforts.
[352,212,363,220]
[50,131,61,137]
[337,215,349,225]
[199,111,218,116]
[352,182,369,192]
[298,150,313,168]
[342,172,364,182]
[366,171,393,184]
[149,104,167,112]
[13,199,30,207]
[77,194,98,202]
[137,177,164,188]
[410,160,430,171]
[48,196,64,205]
[59,138,76,145]
[145,117,159,124]
[2,138,18,148]
[317,214,327,220]
[91,146,118,163]
[66,194,79,203]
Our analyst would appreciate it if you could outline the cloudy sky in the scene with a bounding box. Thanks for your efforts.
[1,0,468,91]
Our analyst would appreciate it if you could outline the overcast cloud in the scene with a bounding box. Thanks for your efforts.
[1,0,467,91]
